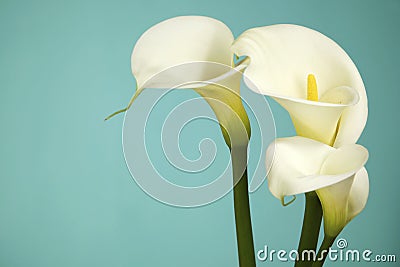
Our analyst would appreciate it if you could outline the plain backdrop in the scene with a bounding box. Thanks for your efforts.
[0,0,399,266]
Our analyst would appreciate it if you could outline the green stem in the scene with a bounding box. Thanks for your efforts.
[312,235,336,267]
[231,145,256,267]
[295,192,323,267]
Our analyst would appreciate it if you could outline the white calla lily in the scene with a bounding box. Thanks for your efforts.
[113,16,256,265]
[232,24,369,242]
[131,16,234,90]
[266,136,369,237]
[232,24,367,147]
[107,15,250,146]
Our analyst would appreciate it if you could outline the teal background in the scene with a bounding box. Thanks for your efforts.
[0,0,399,266]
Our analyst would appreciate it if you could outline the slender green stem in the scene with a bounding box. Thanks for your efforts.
[231,145,256,267]
[312,235,336,267]
[295,192,323,267]
[104,86,143,121]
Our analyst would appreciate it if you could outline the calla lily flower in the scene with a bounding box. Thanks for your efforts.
[232,24,369,239]
[231,24,367,147]
[130,16,234,91]
[107,15,250,147]
[266,136,369,237]
[111,16,257,266]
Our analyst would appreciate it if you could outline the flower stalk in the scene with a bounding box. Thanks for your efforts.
[195,71,255,266]
[231,145,256,267]
[295,192,323,267]
[313,235,336,267]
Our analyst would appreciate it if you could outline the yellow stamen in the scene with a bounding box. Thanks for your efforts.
[307,74,318,101]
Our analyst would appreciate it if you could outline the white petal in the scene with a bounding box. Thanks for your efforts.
[316,165,368,237]
[319,144,368,175]
[131,16,234,90]
[266,136,334,200]
[232,24,367,146]
[347,167,369,221]
[266,137,368,204]
[316,176,355,237]
[273,86,358,145]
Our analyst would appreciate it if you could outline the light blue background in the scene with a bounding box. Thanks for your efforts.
[0,0,399,266]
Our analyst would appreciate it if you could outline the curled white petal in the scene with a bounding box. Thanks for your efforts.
[316,176,355,237]
[266,136,369,236]
[273,86,358,145]
[319,143,369,175]
[266,136,334,199]
[347,167,369,221]
[131,16,234,90]
[232,24,368,146]
[266,137,368,199]
[316,167,369,237]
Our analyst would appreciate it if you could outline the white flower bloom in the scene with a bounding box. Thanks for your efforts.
[131,16,235,91]
[232,24,369,236]
[232,24,367,147]
[266,136,369,237]
[109,16,250,147]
